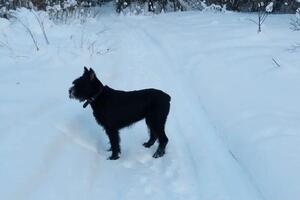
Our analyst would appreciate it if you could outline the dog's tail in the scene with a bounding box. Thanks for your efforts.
[154,89,171,103]
[166,93,171,102]
[163,92,171,103]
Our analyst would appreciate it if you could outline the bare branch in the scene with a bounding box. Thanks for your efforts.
[247,18,259,25]
[12,15,39,51]
[261,12,268,24]
[290,18,300,31]
[272,58,281,68]
[31,10,50,45]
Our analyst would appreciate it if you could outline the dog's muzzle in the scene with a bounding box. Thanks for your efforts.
[69,87,75,99]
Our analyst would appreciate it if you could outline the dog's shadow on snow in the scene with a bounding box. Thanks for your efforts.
[54,104,160,161]
[56,109,108,155]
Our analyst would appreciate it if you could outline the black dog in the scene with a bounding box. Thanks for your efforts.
[69,67,171,160]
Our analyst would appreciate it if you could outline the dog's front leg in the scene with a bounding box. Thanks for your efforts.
[106,129,121,160]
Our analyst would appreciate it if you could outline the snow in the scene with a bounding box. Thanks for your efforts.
[266,2,274,13]
[1,7,300,200]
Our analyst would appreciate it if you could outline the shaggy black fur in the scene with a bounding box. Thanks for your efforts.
[69,67,171,160]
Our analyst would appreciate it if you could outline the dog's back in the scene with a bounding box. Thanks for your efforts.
[91,86,170,130]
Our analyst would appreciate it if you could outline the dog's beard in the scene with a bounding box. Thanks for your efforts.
[71,96,86,102]
[69,88,76,99]
[70,95,85,102]
[78,98,85,102]
[69,88,85,102]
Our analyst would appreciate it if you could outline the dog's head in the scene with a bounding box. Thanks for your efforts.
[69,67,103,102]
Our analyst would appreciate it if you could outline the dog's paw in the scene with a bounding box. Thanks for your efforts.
[143,142,152,148]
[108,154,120,160]
[153,149,165,158]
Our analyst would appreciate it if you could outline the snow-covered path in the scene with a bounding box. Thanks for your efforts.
[1,9,300,200]
[112,17,263,200]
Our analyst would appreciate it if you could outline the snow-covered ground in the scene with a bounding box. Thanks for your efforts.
[1,7,300,200]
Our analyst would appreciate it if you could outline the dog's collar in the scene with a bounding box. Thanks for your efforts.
[83,87,104,108]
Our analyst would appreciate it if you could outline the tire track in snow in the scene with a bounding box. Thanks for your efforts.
[197,95,267,200]
[12,133,66,200]
[104,18,200,199]
[121,18,263,200]
[117,19,203,199]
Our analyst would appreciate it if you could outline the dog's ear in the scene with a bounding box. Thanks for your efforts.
[89,68,96,80]
[84,66,89,74]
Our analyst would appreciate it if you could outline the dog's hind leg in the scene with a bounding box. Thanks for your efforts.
[151,100,170,158]
[145,114,169,158]
[143,118,157,148]
[143,129,157,148]
[106,129,121,160]
[153,130,168,158]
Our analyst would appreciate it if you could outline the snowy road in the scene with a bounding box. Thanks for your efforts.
[1,9,300,200]
[112,17,263,200]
